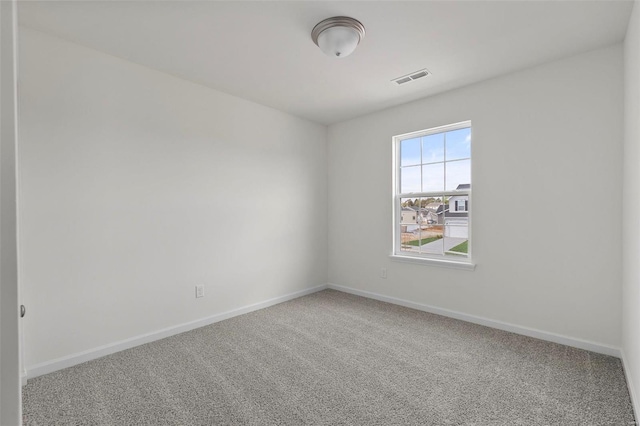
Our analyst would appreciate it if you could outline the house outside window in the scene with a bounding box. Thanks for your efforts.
[393,121,471,263]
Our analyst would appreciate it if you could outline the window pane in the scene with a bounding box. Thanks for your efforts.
[445,196,469,217]
[444,195,468,257]
[400,198,419,225]
[445,127,471,161]
[400,166,421,193]
[418,202,444,256]
[422,163,444,192]
[423,196,444,225]
[445,159,470,191]
[400,198,420,253]
[422,133,444,163]
[400,137,421,166]
[443,205,469,258]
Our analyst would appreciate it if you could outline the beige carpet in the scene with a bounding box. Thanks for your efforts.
[23,289,635,425]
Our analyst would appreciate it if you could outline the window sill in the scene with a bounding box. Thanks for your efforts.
[389,254,476,270]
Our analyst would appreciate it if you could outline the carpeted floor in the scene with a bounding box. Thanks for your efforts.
[23,289,635,425]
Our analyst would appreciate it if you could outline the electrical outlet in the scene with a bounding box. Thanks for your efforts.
[195,285,204,298]
[380,268,387,279]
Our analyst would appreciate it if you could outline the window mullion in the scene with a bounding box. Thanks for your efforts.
[443,131,447,192]
[398,191,469,198]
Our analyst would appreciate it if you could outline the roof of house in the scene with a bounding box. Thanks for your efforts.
[426,203,448,214]
[456,184,471,190]
[419,208,435,214]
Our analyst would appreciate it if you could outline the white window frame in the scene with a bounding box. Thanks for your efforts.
[390,121,475,270]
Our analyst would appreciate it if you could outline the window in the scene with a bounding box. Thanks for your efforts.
[393,121,471,264]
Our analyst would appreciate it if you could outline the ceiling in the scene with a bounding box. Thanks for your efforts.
[18,1,634,125]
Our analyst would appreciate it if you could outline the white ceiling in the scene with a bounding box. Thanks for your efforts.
[18,1,634,125]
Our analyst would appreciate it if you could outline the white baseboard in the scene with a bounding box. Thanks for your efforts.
[621,349,640,423]
[26,284,328,380]
[327,283,621,358]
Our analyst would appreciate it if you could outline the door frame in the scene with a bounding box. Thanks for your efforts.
[0,0,22,424]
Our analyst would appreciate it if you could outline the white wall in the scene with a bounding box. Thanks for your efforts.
[18,28,327,369]
[328,45,623,349]
[623,0,640,416]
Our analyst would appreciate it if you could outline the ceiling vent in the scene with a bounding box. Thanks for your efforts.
[392,69,431,86]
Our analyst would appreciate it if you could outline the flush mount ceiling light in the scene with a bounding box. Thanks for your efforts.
[311,16,365,58]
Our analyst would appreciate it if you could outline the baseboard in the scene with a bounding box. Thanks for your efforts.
[26,284,328,380]
[621,349,640,423]
[327,283,621,358]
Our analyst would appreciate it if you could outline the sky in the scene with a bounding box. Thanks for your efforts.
[400,127,471,193]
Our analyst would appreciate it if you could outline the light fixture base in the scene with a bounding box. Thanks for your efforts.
[311,16,365,58]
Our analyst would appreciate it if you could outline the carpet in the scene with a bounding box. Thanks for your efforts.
[23,289,636,425]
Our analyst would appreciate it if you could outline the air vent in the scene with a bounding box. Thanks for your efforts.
[392,68,431,85]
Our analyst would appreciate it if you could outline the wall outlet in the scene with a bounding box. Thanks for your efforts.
[380,268,387,279]
[195,285,204,298]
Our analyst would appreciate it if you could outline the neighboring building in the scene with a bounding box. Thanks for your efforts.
[400,207,419,233]
[401,207,417,224]
[418,208,438,225]
[425,202,446,224]
[445,184,469,238]
[444,218,468,238]
[424,202,443,214]
[448,183,469,215]
[402,202,458,233]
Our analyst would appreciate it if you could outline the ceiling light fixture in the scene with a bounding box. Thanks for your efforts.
[311,16,365,59]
